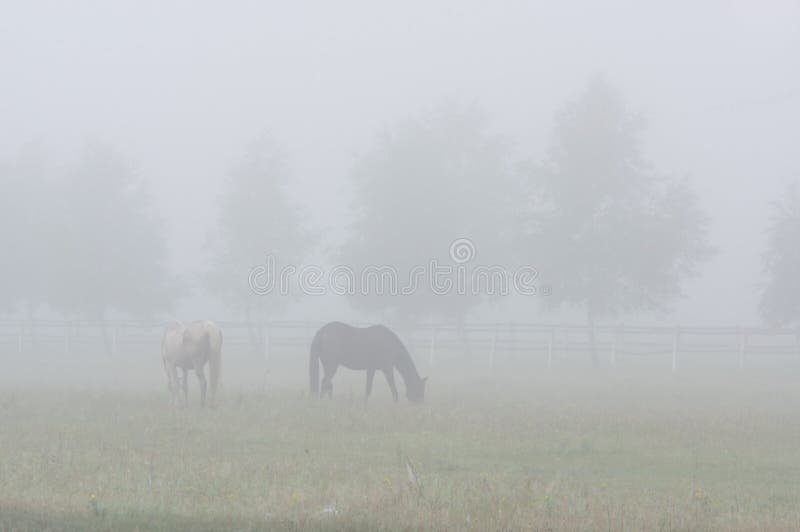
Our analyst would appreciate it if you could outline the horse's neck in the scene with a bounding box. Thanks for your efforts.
[394,350,420,384]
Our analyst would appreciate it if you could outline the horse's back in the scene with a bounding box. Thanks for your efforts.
[313,321,405,368]
[313,321,352,347]
[316,321,395,341]
[364,324,400,341]
[162,321,185,360]
[163,320,222,363]
[185,320,223,357]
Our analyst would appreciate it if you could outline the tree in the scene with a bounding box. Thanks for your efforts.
[521,78,713,364]
[0,164,10,311]
[50,143,179,346]
[759,182,800,325]
[341,102,515,330]
[206,136,311,345]
[0,143,60,332]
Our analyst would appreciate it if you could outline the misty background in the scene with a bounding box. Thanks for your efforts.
[2,1,799,328]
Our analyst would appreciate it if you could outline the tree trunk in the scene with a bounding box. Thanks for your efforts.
[26,299,38,352]
[245,302,255,352]
[99,308,112,357]
[456,312,472,360]
[586,308,598,368]
[245,301,262,355]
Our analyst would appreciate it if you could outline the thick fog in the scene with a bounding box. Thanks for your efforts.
[2,1,799,326]
[5,4,800,530]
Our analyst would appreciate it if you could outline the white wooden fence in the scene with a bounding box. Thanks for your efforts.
[2,320,800,371]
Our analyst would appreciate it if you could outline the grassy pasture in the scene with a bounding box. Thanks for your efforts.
[1,364,800,531]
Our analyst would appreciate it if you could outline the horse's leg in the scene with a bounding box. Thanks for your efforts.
[321,362,337,399]
[165,361,179,406]
[181,367,189,405]
[365,369,375,401]
[195,364,208,407]
[382,368,398,401]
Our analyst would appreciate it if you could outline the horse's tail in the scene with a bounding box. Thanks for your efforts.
[309,331,322,398]
[207,327,223,405]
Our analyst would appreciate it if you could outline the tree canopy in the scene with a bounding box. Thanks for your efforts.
[341,102,515,323]
[206,136,311,320]
[521,78,713,324]
[759,182,800,326]
[50,144,179,319]
[0,144,54,316]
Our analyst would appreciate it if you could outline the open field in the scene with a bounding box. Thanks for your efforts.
[2,366,800,531]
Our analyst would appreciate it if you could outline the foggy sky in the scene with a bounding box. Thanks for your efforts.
[2,0,799,325]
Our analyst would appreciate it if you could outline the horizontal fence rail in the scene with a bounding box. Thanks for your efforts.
[1,320,799,371]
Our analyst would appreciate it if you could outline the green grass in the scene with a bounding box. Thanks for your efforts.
[2,368,800,530]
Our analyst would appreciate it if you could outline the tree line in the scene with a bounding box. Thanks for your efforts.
[1,78,798,336]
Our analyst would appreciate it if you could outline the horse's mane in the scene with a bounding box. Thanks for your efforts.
[385,328,422,384]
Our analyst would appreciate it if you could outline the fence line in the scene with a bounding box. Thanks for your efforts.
[1,320,799,370]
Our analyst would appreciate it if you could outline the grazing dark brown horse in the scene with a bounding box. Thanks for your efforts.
[309,322,427,402]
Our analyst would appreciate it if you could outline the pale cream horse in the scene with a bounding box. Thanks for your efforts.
[161,320,223,407]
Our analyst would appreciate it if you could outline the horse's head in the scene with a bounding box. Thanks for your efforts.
[407,376,428,403]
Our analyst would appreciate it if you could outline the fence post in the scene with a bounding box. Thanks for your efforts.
[795,327,800,362]
[671,326,680,372]
[64,325,70,356]
[547,327,554,369]
[738,328,747,370]
[610,325,618,367]
[489,326,497,370]
[508,322,516,356]
[263,325,271,363]
[262,324,271,391]
[428,327,436,367]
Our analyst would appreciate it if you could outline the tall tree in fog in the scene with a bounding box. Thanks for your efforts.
[51,144,178,334]
[0,161,13,313]
[206,136,310,337]
[521,78,712,364]
[0,144,56,323]
[342,103,514,328]
[759,182,800,325]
